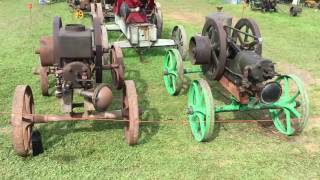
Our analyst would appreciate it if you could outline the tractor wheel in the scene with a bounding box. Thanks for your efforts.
[11,85,35,156]
[269,75,309,135]
[122,80,139,145]
[53,16,62,63]
[187,79,215,142]
[172,25,188,60]
[110,45,125,90]
[93,16,103,83]
[163,49,184,96]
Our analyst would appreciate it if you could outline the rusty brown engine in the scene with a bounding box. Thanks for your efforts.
[11,17,139,157]
[37,16,124,113]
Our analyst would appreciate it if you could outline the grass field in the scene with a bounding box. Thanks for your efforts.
[0,0,320,179]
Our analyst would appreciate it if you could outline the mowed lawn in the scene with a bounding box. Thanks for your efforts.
[0,0,320,179]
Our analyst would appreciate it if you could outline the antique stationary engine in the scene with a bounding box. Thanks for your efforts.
[249,0,277,12]
[163,12,309,142]
[11,17,139,157]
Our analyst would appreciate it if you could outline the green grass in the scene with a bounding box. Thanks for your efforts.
[0,0,320,179]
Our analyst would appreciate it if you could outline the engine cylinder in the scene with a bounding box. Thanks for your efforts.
[232,51,275,83]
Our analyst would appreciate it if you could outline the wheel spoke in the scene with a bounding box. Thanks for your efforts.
[284,109,293,134]
[283,77,290,98]
[170,75,177,90]
[212,52,219,68]
[290,107,301,119]
[237,32,244,46]
[288,91,300,103]
[199,118,206,137]
[245,26,249,33]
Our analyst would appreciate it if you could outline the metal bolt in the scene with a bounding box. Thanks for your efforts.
[163,69,168,75]
[186,107,194,115]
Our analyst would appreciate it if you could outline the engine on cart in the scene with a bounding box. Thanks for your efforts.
[37,17,125,113]
[69,0,114,10]
[12,17,139,157]
[189,13,281,103]
[163,12,309,142]
[249,0,277,12]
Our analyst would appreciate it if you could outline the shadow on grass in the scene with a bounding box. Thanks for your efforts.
[38,68,160,151]
[125,69,161,145]
[206,79,279,139]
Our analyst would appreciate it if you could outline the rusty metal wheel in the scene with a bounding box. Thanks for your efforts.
[122,80,139,145]
[201,18,227,80]
[172,25,188,60]
[90,3,104,23]
[152,2,163,38]
[53,16,62,64]
[96,3,104,23]
[231,18,262,55]
[93,16,103,83]
[90,3,96,18]
[39,66,49,96]
[110,45,125,89]
[11,85,35,156]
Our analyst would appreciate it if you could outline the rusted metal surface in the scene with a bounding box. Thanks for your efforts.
[59,24,92,58]
[93,17,103,83]
[11,85,34,156]
[39,66,49,96]
[122,80,139,145]
[38,37,54,66]
[110,45,125,89]
[219,76,249,104]
[96,3,104,23]
[189,35,211,65]
[231,18,262,55]
[62,61,91,88]
[31,110,123,123]
[201,18,227,80]
[80,84,113,112]
[53,16,62,65]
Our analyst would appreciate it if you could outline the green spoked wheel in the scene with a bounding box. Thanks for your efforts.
[163,49,184,96]
[187,79,215,142]
[270,75,309,136]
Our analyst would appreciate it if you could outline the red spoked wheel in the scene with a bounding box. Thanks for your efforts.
[122,80,139,145]
[110,45,125,89]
